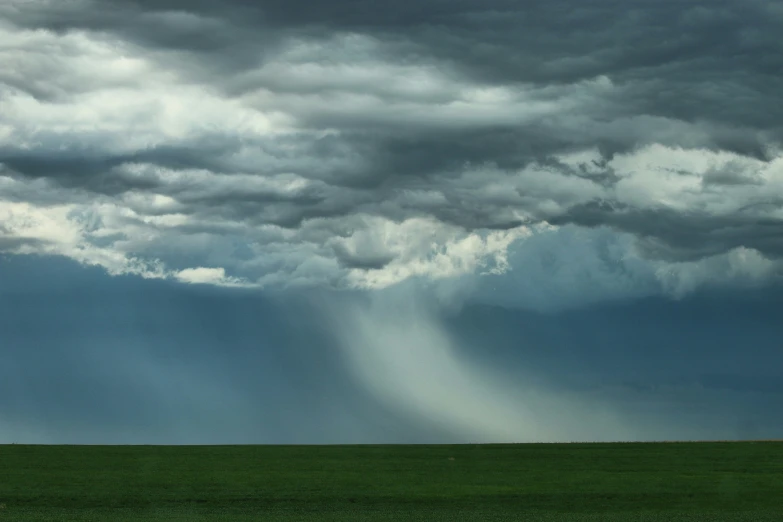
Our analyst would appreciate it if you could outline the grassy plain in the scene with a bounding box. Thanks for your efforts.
[1,442,782,521]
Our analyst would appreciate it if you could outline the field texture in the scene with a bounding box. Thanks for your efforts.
[1,442,782,521]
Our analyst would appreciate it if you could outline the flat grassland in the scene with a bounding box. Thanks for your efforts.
[1,442,782,521]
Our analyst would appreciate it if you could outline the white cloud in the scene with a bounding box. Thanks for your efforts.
[0,198,169,279]
[1,15,782,308]
[175,266,246,286]
[341,216,529,289]
[610,144,783,214]
[448,225,783,312]
[0,21,290,153]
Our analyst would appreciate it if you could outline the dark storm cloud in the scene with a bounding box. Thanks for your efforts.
[6,0,783,446]
[0,137,245,193]
[14,0,781,122]
[552,204,783,262]
[9,0,782,126]
[2,0,782,285]
[0,235,47,252]
[332,242,395,270]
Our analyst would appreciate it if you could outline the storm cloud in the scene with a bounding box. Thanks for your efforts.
[2,0,783,443]
[1,0,781,293]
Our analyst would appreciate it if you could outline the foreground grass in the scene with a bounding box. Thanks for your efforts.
[1,442,782,520]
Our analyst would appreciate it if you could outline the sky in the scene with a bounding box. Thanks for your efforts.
[1,0,782,444]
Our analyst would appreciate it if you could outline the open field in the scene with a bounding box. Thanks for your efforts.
[1,442,782,521]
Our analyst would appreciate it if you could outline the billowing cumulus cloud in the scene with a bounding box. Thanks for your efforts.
[1,0,782,299]
[2,0,783,443]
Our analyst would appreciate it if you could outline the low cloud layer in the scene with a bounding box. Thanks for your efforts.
[1,0,782,303]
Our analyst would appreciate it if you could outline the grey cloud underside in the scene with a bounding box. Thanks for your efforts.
[551,204,783,262]
[0,235,47,251]
[2,0,783,277]
[15,0,783,105]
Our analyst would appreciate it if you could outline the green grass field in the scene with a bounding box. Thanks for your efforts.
[1,442,782,521]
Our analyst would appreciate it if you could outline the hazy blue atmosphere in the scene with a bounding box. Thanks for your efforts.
[1,0,782,443]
